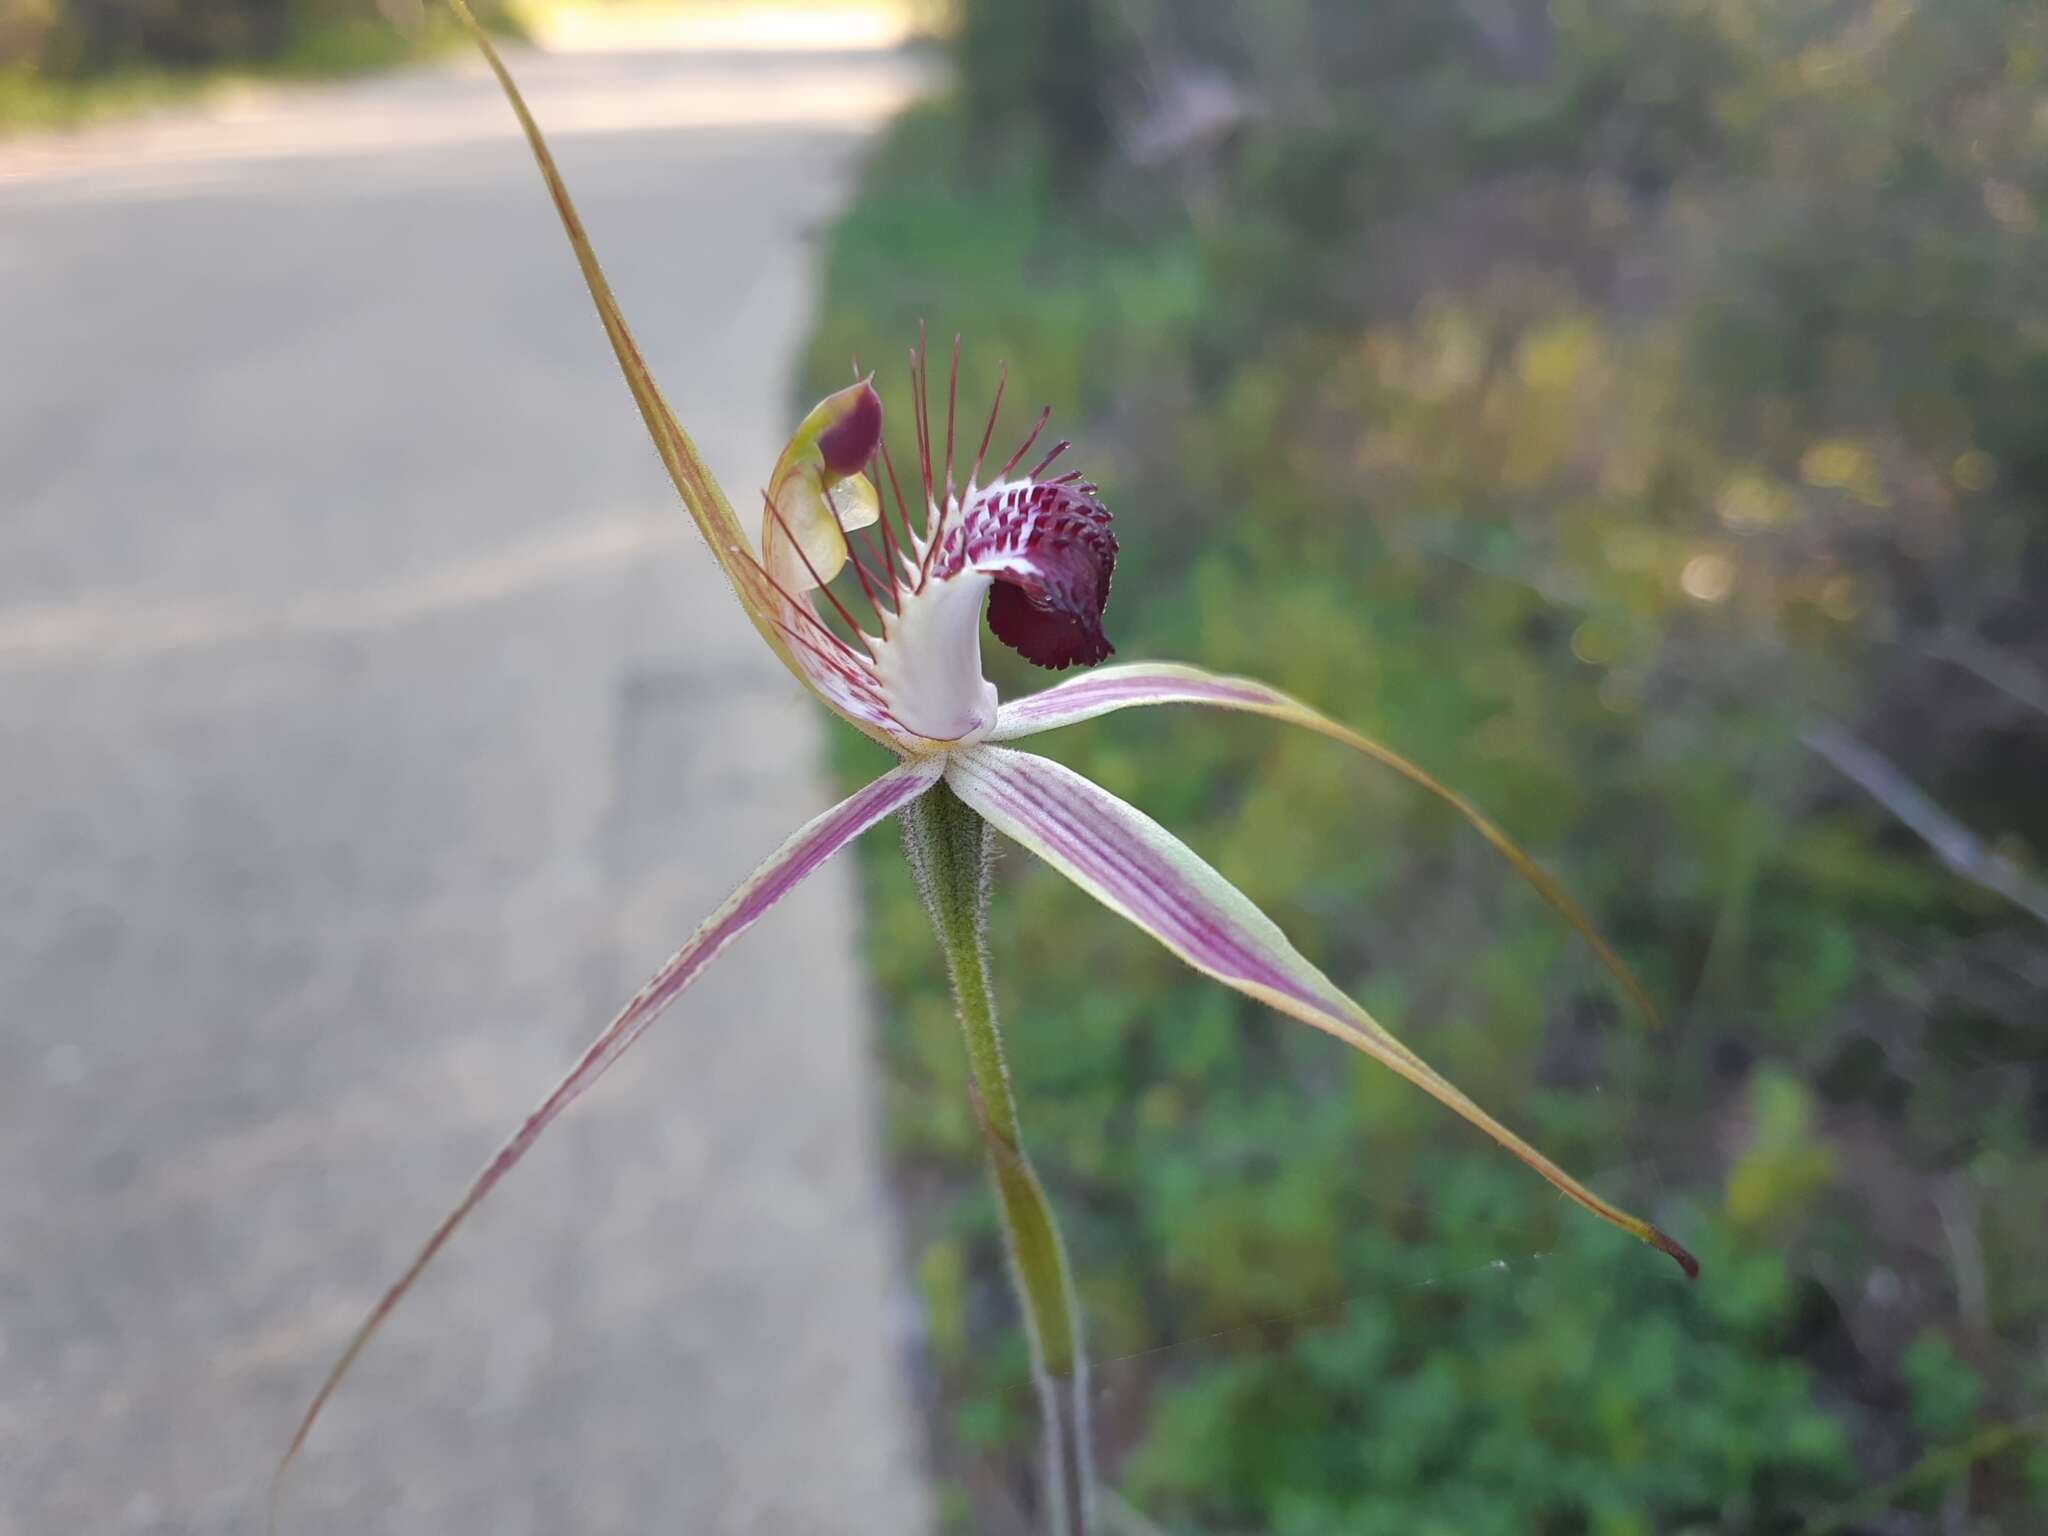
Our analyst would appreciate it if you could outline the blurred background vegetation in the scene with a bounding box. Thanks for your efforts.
[0,0,516,130]
[800,1,2048,1531]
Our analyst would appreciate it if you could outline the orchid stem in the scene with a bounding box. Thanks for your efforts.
[905,780,1093,1536]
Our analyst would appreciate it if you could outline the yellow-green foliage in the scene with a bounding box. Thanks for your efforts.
[810,1,2048,1529]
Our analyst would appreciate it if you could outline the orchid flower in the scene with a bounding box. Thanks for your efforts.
[279,10,1695,1533]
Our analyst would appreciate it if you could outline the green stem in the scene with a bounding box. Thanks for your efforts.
[904,780,1093,1536]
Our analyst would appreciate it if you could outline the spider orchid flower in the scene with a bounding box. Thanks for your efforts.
[279,8,1695,1508]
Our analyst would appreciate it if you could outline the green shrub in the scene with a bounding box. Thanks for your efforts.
[807,2,2048,1529]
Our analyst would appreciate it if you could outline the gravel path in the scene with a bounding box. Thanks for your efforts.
[0,34,931,1535]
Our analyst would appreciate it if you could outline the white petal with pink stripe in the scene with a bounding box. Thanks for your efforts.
[942,742,1696,1277]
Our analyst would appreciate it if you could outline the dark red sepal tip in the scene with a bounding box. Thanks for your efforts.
[1649,1226,1700,1281]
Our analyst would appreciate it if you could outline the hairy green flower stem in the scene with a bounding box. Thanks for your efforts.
[904,782,1092,1536]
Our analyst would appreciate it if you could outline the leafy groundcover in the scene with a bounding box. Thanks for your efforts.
[800,4,2048,1531]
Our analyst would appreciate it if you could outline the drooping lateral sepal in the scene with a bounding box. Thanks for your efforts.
[990,661,1665,1031]
[943,743,1697,1279]
[274,755,944,1517]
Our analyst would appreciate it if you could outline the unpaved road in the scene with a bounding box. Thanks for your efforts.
[0,35,931,1535]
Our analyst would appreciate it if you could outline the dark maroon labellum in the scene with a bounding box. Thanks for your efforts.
[818,382,884,477]
[976,483,1118,671]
